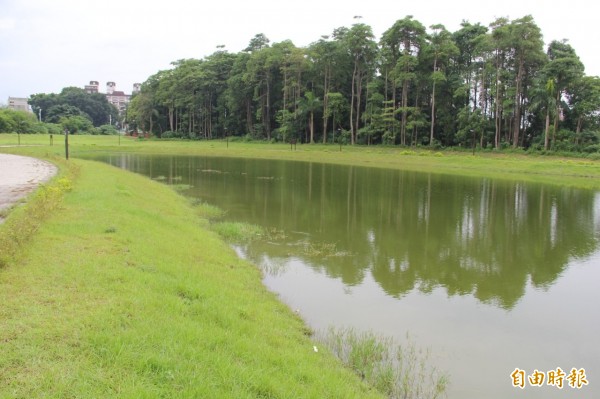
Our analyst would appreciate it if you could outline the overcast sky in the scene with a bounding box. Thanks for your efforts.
[1,0,599,104]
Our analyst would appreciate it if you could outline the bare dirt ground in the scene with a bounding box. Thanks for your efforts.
[0,153,58,222]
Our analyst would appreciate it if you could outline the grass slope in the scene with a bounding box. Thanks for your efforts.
[0,158,381,398]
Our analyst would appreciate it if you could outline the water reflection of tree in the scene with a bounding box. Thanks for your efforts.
[105,155,600,310]
[265,162,597,309]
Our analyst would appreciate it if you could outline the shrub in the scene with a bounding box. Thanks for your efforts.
[97,124,120,135]
[161,131,184,139]
[582,144,600,153]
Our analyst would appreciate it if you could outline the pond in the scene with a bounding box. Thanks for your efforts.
[84,153,599,399]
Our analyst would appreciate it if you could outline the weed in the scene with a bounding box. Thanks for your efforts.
[0,160,76,268]
[212,221,264,242]
[300,242,352,258]
[191,201,226,221]
[171,184,192,191]
[263,227,287,241]
[315,327,449,399]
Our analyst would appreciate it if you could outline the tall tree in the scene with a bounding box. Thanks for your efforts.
[382,16,426,145]
[309,36,341,143]
[544,40,584,148]
[569,76,600,140]
[488,17,511,148]
[342,23,377,144]
[508,16,544,147]
[426,24,458,145]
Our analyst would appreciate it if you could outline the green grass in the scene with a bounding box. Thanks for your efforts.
[0,158,382,398]
[2,133,600,190]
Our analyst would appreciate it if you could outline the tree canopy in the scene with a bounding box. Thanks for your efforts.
[128,15,600,152]
[28,87,119,128]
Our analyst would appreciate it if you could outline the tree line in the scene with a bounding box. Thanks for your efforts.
[0,87,120,135]
[128,15,600,152]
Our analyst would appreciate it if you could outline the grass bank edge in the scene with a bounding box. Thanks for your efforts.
[0,157,383,398]
[0,155,75,267]
[3,134,600,190]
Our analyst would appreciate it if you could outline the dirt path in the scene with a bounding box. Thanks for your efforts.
[0,153,58,222]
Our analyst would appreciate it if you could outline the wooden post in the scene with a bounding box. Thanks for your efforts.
[65,129,69,160]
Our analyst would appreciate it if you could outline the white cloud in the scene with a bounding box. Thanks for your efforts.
[1,0,599,101]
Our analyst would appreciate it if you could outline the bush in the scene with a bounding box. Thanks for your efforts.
[0,108,38,133]
[582,144,600,153]
[161,130,184,139]
[60,115,93,134]
[30,123,48,134]
[96,124,120,135]
[586,153,600,160]
[45,123,64,135]
[430,139,444,150]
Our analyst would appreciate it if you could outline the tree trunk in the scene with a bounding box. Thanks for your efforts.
[544,107,550,150]
[355,71,363,143]
[512,61,524,148]
[309,110,314,143]
[392,81,397,143]
[401,79,408,146]
[246,99,252,134]
[349,58,358,145]
[430,58,437,146]
[266,74,271,140]
[553,89,562,150]
[322,65,330,144]
[494,63,501,149]
[168,104,174,131]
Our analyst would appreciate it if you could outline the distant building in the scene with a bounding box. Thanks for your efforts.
[84,81,99,94]
[106,81,116,95]
[106,90,130,113]
[84,81,141,114]
[7,97,32,113]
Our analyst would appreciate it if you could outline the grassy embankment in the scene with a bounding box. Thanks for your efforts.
[0,152,382,397]
[2,133,600,190]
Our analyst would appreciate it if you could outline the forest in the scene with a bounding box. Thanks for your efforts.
[125,15,600,152]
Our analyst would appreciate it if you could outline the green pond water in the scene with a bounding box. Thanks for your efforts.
[85,153,599,399]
